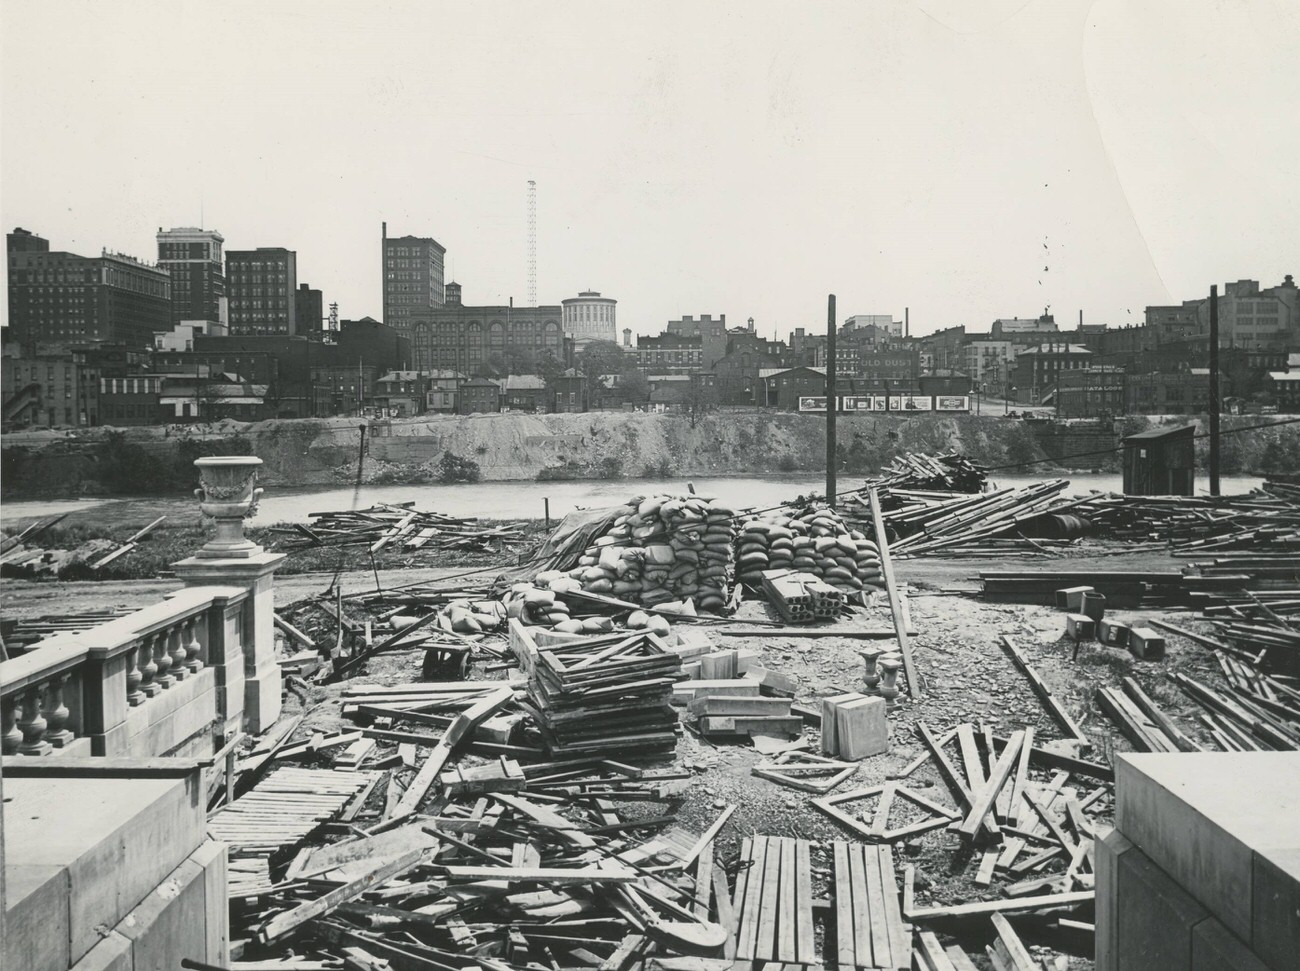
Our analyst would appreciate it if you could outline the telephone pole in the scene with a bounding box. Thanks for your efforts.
[1209,284,1221,496]
[826,294,837,507]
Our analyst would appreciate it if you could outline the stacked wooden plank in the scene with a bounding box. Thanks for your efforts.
[525,631,683,757]
[831,841,911,969]
[732,835,817,966]
[840,480,1080,559]
[0,605,137,654]
[272,501,524,553]
[980,570,1246,609]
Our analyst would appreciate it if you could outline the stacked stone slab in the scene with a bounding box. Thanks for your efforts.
[566,493,735,612]
[736,505,883,596]
[1097,752,1300,971]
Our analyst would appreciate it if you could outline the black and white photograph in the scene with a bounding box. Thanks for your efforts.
[1,2,1298,969]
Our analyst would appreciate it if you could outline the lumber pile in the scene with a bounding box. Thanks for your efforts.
[736,503,884,595]
[863,451,989,494]
[0,605,137,655]
[524,630,683,757]
[689,692,801,739]
[0,516,164,578]
[272,501,525,553]
[564,492,736,611]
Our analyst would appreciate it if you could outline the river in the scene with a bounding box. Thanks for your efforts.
[1,472,1269,525]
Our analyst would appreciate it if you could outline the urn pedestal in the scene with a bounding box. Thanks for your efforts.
[173,456,285,733]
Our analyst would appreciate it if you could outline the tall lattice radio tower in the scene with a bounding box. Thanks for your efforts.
[527,180,538,307]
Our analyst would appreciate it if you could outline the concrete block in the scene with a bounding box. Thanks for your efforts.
[699,650,738,680]
[1095,826,1127,971]
[1066,613,1095,640]
[49,735,95,758]
[1116,753,1300,945]
[1080,590,1107,621]
[1097,618,1131,648]
[73,930,135,971]
[820,692,864,756]
[1253,847,1300,971]
[118,857,209,971]
[834,695,888,761]
[1056,586,1095,611]
[1115,834,1209,971]
[190,840,231,965]
[1127,627,1166,661]
[3,864,69,971]
[89,720,131,757]
[1192,917,1271,971]
[243,658,283,733]
[734,647,761,673]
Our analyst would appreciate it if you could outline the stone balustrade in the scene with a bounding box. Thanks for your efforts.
[1,585,252,759]
[1,455,285,760]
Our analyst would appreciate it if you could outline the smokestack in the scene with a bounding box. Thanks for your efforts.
[905,307,909,338]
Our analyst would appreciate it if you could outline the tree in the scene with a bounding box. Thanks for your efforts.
[686,381,719,428]
[579,340,628,378]
[619,369,650,407]
[535,350,566,388]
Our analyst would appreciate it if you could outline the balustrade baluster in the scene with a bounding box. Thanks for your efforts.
[185,618,204,674]
[139,633,160,697]
[154,630,175,689]
[2,699,22,754]
[42,674,73,747]
[17,685,52,756]
[126,644,146,706]
[169,624,188,682]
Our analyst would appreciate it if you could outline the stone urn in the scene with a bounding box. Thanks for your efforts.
[194,456,264,559]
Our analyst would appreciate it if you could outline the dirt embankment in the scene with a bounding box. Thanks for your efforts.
[4,411,1298,498]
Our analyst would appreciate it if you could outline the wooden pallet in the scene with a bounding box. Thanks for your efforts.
[833,841,911,969]
[732,835,817,966]
[207,766,376,854]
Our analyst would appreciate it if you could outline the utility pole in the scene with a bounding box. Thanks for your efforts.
[826,294,837,508]
[1209,284,1221,496]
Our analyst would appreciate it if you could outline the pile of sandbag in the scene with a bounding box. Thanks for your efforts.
[503,577,605,634]
[565,493,736,612]
[735,505,885,596]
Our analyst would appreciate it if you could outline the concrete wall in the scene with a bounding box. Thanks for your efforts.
[1097,752,1300,971]
[3,760,228,971]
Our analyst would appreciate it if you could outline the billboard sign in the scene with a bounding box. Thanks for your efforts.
[798,396,827,412]
[935,395,970,411]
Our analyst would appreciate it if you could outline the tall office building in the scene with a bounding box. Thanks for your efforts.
[6,227,171,348]
[295,284,324,339]
[381,223,445,338]
[226,247,298,335]
[156,227,226,333]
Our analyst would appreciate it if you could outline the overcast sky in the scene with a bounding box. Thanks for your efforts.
[3,0,1297,339]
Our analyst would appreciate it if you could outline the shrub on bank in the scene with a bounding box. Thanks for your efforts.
[436,451,481,483]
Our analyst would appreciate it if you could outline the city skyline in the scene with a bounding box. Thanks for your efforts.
[2,1,1297,339]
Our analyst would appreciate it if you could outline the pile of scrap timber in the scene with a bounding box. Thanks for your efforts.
[865,451,989,494]
[561,491,737,611]
[271,501,525,554]
[1068,484,1300,552]
[842,479,1081,558]
[979,568,1260,609]
[0,606,138,656]
[0,515,165,578]
[520,629,683,757]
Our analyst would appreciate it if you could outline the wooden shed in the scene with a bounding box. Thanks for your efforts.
[1122,425,1196,496]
